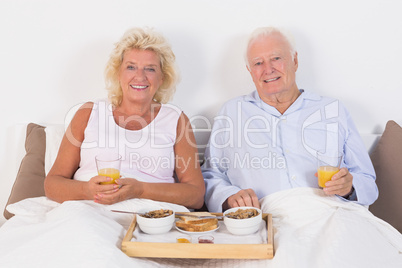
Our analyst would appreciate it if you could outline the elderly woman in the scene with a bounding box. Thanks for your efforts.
[44,27,205,209]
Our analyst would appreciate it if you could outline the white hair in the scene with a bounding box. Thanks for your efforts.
[244,26,297,67]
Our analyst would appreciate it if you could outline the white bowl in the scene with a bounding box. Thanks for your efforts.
[136,209,175,235]
[223,207,262,235]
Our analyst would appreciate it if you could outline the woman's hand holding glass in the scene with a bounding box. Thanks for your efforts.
[93,177,144,205]
[93,153,125,204]
[89,176,120,203]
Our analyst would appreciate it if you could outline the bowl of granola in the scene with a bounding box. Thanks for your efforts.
[223,207,262,235]
[136,209,175,235]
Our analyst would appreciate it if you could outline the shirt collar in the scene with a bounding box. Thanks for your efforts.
[244,89,321,116]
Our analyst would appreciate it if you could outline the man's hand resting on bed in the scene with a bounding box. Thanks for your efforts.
[319,167,354,197]
[222,188,260,211]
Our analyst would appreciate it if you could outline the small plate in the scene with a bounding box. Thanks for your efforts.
[175,222,220,234]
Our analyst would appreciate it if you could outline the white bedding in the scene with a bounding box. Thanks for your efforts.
[0,188,401,268]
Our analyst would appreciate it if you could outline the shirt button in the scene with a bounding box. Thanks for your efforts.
[291,175,296,180]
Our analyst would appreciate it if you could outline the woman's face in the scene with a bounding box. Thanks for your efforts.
[119,48,163,105]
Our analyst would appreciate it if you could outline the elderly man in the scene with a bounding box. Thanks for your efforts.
[202,27,378,212]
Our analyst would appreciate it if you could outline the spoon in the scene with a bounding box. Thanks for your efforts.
[111,210,223,219]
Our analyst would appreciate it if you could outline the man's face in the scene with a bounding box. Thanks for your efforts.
[246,33,298,99]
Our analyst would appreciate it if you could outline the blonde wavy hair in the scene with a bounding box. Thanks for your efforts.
[104,27,179,106]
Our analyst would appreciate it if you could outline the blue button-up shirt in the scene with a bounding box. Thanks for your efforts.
[202,90,378,212]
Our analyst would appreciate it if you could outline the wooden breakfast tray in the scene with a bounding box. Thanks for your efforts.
[121,212,274,259]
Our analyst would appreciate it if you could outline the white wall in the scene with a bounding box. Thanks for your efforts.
[1,0,402,223]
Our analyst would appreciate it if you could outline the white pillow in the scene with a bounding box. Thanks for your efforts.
[6,196,60,217]
[44,125,65,175]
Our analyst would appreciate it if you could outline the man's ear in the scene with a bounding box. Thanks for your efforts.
[293,52,298,71]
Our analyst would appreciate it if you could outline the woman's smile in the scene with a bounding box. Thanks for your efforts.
[130,84,149,91]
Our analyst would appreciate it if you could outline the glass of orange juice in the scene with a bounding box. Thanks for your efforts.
[95,153,122,185]
[317,151,343,188]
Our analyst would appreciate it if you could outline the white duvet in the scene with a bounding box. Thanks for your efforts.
[0,188,401,268]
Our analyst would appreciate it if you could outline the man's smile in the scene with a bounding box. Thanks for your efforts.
[264,77,280,83]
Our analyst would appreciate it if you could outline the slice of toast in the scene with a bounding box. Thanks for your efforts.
[176,217,218,232]
[178,212,214,218]
[178,212,216,224]
[180,223,218,232]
